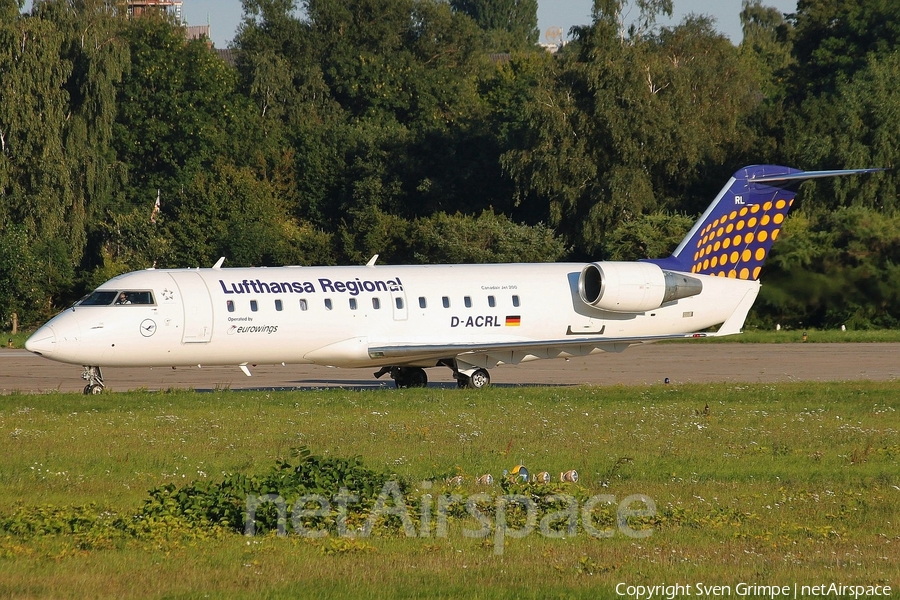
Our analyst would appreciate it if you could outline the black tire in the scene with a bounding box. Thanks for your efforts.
[407,368,427,388]
[466,368,490,389]
[393,367,427,388]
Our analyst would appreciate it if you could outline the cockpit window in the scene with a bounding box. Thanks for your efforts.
[125,291,155,304]
[79,290,155,306]
[79,291,119,306]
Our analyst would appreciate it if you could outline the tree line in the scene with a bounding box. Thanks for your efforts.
[1,0,898,329]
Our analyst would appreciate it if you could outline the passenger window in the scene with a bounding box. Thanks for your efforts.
[299,299,308,311]
[250,300,258,312]
[227,300,235,313]
[488,295,496,308]
[372,298,381,310]
[395,297,404,309]
[419,297,426,309]
[442,296,450,308]
[275,299,283,311]
[464,296,472,308]
[350,298,358,310]
[512,295,520,307]
[325,299,333,310]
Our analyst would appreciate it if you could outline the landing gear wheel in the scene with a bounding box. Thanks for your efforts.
[407,368,427,388]
[466,368,490,389]
[81,366,105,395]
[391,367,428,389]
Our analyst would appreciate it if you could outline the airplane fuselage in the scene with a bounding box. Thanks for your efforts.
[26,263,756,370]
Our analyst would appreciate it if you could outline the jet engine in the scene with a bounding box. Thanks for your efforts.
[578,262,703,313]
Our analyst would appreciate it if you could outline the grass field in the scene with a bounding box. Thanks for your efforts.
[0,382,898,598]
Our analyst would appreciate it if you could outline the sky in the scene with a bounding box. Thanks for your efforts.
[22,1,799,48]
[181,0,799,48]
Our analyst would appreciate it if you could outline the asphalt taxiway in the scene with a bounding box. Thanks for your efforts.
[1,343,896,393]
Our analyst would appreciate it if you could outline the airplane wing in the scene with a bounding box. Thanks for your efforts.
[367,331,707,366]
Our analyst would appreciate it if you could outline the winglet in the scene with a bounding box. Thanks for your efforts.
[647,166,882,280]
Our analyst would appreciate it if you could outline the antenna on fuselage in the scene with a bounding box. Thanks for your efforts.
[212,257,226,269]
[366,254,379,267]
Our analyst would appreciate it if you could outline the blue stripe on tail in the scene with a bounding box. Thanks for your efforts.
[646,165,883,280]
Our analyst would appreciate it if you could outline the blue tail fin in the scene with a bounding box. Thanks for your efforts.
[647,165,883,280]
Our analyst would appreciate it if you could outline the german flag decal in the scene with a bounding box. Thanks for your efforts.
[505,315,521,326]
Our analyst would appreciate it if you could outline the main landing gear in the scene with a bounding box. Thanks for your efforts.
[373,364,492,389]
[374,366,428,389]
[82,366,105,395]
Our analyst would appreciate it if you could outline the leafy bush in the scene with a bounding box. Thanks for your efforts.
[138,447,395,534]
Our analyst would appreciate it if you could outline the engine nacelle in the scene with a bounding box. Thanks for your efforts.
[578,262,703,313]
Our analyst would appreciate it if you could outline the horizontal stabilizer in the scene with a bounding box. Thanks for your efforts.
[748,168,885,184]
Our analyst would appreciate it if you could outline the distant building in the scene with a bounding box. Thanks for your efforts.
[126,0,183,22]
[216,48,238,68]
[126,1,213,45]
[184,24,210,42]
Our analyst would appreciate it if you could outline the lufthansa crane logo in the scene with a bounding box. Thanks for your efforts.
[140,319,157,337]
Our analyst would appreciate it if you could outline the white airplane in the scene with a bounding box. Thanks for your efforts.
[26,165,879,393]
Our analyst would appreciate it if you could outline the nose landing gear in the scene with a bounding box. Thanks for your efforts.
[82,366,105,395]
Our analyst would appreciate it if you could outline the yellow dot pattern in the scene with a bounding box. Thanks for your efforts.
[688,197,794,280]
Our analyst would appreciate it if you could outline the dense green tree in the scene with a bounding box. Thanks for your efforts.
[236,0,343,229]
[759,207,900,328]
[0,0,23,22]
[0,9,72,252]
[163,160,333,268]
[784,52,898,212]
[735,1,794,165]
[0,0,128,319]
[0,226,43,326]
[282,0,511,241]
[503,2,761,256]
[739,0,792,97]
[788,0,900,99]
[450,0,539,50]
[339,208,566,265]
[114,15,240,199]
[110,12,324,273]
[407,210,566,264]
[600,212,694,261]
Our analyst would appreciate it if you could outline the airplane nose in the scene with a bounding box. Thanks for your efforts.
[25,326,57,356]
